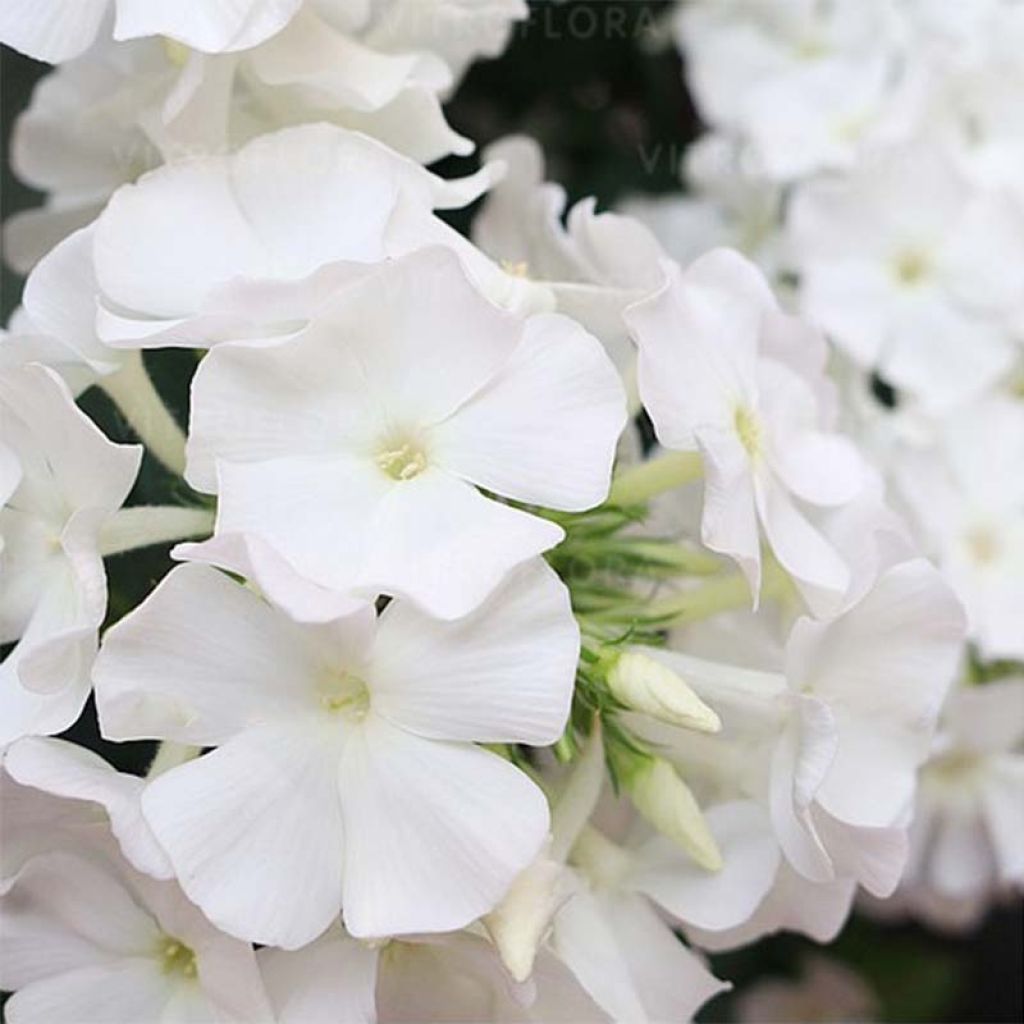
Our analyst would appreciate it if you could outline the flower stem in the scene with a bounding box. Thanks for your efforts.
[99,505,214,557]
[99,351,187,475]
[645,572,753,626]
[607,451,703,507]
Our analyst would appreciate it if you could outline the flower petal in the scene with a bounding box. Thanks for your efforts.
[94,563,320,746]
[432,313,625,511]
[369,559,577,745]
[142,721,345,949]
[339,716,549,938]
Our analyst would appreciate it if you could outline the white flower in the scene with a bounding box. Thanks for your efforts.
[624,247,867,615]
[472,135,669,377]
[895,678,1024,929]
[22,123,499,375]
[527,732,753,1022]
[620,135,784,278]
[892,396,1024,662]
[93,558,578,947]
[184,246,625,620]
[0,364,140,748]
[0,0,305,61]
[2,736,172,881]
[0,847,273,1023]
[258,923,605,1024]
[788,144,1024,410]
[674,0,914,179]
[639,556,964,899]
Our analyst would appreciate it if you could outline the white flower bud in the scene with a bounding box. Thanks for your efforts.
[607,651,721,733]
[484,838,566,983]
[625,756,723,872]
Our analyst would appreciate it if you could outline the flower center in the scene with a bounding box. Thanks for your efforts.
[893,248,931,287]
[158,937,197,979]
[965,525,1000,566]
[375,438,428,481]
[317,668,370,720]
[500,259,531,279]
[734,405,762,458]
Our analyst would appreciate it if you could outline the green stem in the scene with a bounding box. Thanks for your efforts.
[99,351,187,475]
[607,451,703,507]
[645,573,754,626]
[99,505,214,557]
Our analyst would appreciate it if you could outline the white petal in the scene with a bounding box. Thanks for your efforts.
[0,363,140,512]
[630,800,780,932]
[788,560,965,827]
[433,313,626,511]
[5,961,173,1024]
[811,807,908,898]
[173,532,367,625]
[259,930,378,1024]
[3,737,171,880]
[980,756,1024,883]
[551,883,647,1023]
[606,893,727,1023]
[94,563,321,745]
[369,559,577,745]
[0,0,107,62]
[356,470,564,620]
[772,432,866,508]
[142,721,346,949]
[0,852,159,990]
[22,228,119,373]
[695,424,761,596]
[114,0,303,52]
[755,476,850,610]
[928,814,994,899]
[339,715,549,938]
[769,697,837,883]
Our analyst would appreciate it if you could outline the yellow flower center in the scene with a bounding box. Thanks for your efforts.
[317,668,370,720]
[158,937,197,979]
[734,405,763,458]
[894,249,931,287]
[376,439,428,481]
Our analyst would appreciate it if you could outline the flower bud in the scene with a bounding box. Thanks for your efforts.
[624,756,722,872]
[607,651,721,733]
[484,839,565,983]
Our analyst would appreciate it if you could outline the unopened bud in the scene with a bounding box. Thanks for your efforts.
[624,756,722,872]
[484,840,565,983]
[607,652,721,733]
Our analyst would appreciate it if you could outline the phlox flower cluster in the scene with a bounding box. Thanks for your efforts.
[647,0,1024,933]
[0,2,1011,1022]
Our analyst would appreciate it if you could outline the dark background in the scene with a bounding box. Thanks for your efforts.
[2,3,1022,1020]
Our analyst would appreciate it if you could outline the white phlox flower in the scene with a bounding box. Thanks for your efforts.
[891,677,1024,930]
[624,247,868,616]
[674,0,917,180]
[634,554,965,917]
[257,924,605,1023]
[472,135,671,379]
[620,134,785,281]
[0,775,273,1024]
[788,144,1024,411]
[0,363,140,748]
[20,123,501,376]
[892,396,1024,662]
[183,246,625,620]
[92,558,579,947]
[1,736,172,882]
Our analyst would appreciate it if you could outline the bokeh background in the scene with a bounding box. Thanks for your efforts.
[2,2,1021,1020]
